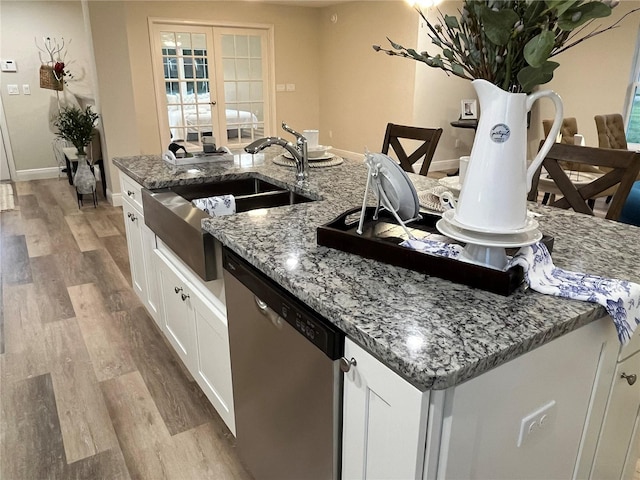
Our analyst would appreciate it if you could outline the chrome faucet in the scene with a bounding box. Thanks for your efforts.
[245,122,309,185]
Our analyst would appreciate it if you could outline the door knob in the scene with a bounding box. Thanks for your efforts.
[210,100,217,106]
[340,357,357,373]
[621,372,637,386]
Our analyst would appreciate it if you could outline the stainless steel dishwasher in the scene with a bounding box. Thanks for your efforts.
[223,248,345,480]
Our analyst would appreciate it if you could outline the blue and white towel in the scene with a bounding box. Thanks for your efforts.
[508,242,640,344]
[401,238,640,344]
[192,195,236,217]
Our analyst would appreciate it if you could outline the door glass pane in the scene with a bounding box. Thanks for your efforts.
[249,36,261,57]
[628,85,640,143]
[176,32,191,52]
[221,32,265,145]
[161,29,214,148]
[183,58,194,79]
[235,35,249,57]
[221,35,235,57]
[225,82,237,103]
[250,59,262,80]
[250,81,263,101]
[237,82,250,102]
[236,59,250,80]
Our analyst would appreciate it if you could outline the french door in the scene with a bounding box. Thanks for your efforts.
[150,22,273,151]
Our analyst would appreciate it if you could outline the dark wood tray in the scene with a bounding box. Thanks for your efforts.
[316,207,554,296]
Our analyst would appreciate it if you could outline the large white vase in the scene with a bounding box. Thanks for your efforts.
[73,154,96,195]
[453,79,563,233]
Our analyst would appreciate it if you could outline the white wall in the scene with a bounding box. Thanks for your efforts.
[0,0,94,177]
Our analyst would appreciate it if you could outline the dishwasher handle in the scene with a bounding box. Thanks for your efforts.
[255,295,284,329]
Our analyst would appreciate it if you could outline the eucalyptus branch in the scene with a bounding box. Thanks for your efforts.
[552,7,640,56]
[374,1,637,93]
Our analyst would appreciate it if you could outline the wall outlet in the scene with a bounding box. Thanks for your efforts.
[517,400,556,447]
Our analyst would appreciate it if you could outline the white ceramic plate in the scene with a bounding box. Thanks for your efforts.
[438,176,462,196]
[436,217,542,248]
[370,153,420,221]
[283,150,334,161]
[442,209,540,235]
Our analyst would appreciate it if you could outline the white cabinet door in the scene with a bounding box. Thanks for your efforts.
[591,351,640,480]
[192,292,235,435]
[121,200,147,300]
[141,223,161,325]
[155,250,196,372]
[341,339,428,480]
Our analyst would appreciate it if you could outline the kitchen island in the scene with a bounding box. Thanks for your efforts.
[114,151,639,479]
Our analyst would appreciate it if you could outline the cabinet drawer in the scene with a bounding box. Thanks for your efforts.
[120,172,143,211]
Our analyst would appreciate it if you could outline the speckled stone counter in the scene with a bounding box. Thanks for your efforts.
[114,151,640,391]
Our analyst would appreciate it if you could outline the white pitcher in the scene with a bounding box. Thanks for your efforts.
[453,79,563,233]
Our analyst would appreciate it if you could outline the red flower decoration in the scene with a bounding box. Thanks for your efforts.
[54,62,65,76]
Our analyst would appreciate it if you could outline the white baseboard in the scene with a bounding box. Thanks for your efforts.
[430,158,459,172]
[110,191,123,207]
[16,167,61,181]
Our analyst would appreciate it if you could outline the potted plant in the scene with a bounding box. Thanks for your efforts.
[54,105,100,202]
[54,105,99,156]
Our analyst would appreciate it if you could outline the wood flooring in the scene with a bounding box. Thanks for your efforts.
[0,179,252,480]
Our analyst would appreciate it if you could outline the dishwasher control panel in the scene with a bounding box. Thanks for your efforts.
[224,248,344,360]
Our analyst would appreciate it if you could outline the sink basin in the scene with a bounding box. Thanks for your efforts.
[142,177,316,280]
[172,178,315,212]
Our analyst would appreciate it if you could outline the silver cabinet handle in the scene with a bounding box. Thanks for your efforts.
[174,286,183,294]
[127,212,136,222]
[340,357,357,373]
[127,190,135,197]
[181,293,190,301]
[621,372,637,386]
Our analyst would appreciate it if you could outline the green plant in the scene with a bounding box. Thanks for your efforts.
[54,106,99,155]
[374,0,638,93]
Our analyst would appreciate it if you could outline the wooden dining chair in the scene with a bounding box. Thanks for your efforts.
[528,143,640,221]
[381,123,443,176]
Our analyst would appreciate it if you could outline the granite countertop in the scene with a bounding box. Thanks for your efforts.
[114,151,640,391]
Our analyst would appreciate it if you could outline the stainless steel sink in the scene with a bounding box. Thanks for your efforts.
[142,177,315,281]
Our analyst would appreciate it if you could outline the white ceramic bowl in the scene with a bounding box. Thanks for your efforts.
[308,145,332,159]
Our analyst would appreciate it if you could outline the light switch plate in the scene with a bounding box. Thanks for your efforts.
[276,84,285,92]
[286,83,295,92]
[7,84,19,95]
[22,84,31,95]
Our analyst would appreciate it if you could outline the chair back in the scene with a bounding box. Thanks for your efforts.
[528,143,640,221]
[381,123,443,176]
[543,117,578,144]
[595,113,628,150]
